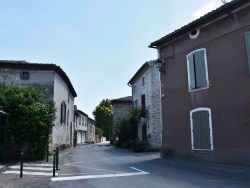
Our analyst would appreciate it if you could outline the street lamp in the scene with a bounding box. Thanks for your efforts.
[155,58,165,74]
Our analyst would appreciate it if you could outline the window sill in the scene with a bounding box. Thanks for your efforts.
[192,149,213,152]
[188,86,209,93]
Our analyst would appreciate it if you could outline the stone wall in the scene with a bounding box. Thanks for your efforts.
[132,61,161,148]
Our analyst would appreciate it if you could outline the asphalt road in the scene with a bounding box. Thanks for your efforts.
[1,142,250,188]
[50,142,250,188]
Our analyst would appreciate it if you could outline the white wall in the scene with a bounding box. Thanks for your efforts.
[53,73,75,149]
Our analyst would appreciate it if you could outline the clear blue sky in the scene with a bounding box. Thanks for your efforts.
[0,0,226,118]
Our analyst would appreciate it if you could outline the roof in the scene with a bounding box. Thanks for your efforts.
[127,60,156,85]
[111,96,132,105]
[149,0,248,48]
[77,109,88,117]
[0,60,77,97]
[88,117,96,123]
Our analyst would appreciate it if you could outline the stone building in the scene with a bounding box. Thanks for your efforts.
[128,60,161,148]
[110,96,132,144]
[0,60,77,151]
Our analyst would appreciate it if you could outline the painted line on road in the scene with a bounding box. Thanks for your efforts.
[16,163,53,167]
[51,167,150,181]
[3,171,58,176]
[9,166,53,171]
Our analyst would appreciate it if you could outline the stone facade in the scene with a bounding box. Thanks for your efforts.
[110,96,132,144]
[128,61,161,148]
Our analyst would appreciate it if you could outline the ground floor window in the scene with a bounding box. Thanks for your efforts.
[190,108,213,150]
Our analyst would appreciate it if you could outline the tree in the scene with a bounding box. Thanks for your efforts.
[0,77,56,160]
[92,99,113,140]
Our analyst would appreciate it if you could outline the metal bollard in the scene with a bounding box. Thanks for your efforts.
[20,149,24,178]
[53,149,56,177]
[46,144,49,162]
[56,146,59,170]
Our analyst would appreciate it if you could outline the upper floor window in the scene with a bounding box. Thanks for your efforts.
[245,32,250,74]
[187,49,209,91]
[142,77,145,86]
[20,71,29,80]
[133,85,136,93]
[190,108,213,151]
[61,101,67,124]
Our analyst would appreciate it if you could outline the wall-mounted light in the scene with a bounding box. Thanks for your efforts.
[154,58,165,74]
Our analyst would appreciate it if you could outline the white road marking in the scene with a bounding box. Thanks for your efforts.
[51,167,150,181]
[18,163,53,167]
[9,166,53,171]
[3,171,58,176]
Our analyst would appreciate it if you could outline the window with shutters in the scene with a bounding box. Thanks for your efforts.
[61,101,67,125]
[245,32,250,74]
[187,49,209,91]
[190,108,213,150]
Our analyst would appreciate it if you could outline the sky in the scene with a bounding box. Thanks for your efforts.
[0,0,228,118]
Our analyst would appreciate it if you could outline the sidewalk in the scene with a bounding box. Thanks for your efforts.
[0,165,8,172]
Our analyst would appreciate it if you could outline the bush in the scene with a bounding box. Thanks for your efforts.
[0,78,56,160]
[131,140,147,152]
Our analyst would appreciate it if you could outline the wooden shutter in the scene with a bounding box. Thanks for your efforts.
[192,111,202,149]
[61,102,63,124]
[194,50,207,88]
[192,110,211,150]
[245,32,250,74]
[200,111,211,149]
[188,53,195,89]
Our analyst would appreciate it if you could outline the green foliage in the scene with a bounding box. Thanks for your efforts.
[92,99,113,139]
[131,140,147,153]
[0,79,56,160]
[114,106,152,152]
[130,107,148,120]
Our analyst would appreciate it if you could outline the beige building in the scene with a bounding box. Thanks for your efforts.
[0,60,77,151]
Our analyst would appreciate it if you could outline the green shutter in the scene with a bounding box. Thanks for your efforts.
[192,110,211,150]
[188,53,195,89]
[200,111,211,149]
[245,32,250,75]
[192,111,202,149]
[194,50,207,88]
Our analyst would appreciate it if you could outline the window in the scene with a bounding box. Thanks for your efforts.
[245,32,250,74]
[141,94,145,109]
[20,71,29,80]
[67,109,69,126]
[133,100,138,108]
[133,85,136,93]
[189,29,200,39]
[90,126,92,133]
[187,49,209,90]
[190,108,213,150]
[142,77,145,86]
[61,101,67,124]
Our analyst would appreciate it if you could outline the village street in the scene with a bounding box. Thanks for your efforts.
[1,142,250,188]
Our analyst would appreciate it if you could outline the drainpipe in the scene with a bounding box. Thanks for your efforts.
[157,48,163,150]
